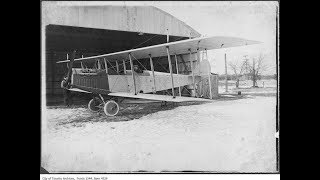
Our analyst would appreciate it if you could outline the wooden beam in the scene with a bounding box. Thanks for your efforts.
[129,53,137,95]
[123,59,126,74]
[166,46,175,98]
[189,49,196,97]
[175,54,181,96]
[149,54,156,93]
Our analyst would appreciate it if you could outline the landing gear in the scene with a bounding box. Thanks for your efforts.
[87,95,120,116]
[88,97,103,112]
[103,100,120,116]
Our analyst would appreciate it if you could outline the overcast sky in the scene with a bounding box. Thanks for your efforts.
[53,1,278,75]
[151,1,278,75]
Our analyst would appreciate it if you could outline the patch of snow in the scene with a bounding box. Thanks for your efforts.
[42,96,277,173]
[221,95,236,97]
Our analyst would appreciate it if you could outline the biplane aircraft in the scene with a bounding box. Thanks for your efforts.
[56,36,260,116]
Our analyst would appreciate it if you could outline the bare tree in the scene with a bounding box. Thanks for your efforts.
[229,53,270,88]
[228,60,245,88]
[246,53,269,87]
[241,55,251,80]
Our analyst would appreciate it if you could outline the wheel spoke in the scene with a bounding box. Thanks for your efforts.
[88,98,103,112]
[104,101,119,116]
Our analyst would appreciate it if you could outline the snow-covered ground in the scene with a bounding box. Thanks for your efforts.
[41,96,277,173]
[219,79,277,94]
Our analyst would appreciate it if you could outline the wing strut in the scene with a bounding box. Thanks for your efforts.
[104,58,108,74]
[149,54,156,93]
[174,54,181,96]
[123,59,126,74]
[189,49,196,97]
[128,53,137,95]
[97,59,101,69]
[166,46,175,98]
[116,61,119,73]
[204,49,213,99]
[196,42,201,97]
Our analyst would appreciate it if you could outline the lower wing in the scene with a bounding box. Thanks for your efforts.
[68,88,92,93]
[108,92,212,102]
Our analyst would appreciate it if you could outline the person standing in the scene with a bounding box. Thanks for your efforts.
[61,50,76,106]
[236,79,240,88]
[61,76,72,106]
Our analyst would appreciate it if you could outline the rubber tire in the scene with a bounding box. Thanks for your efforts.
[103,100,119,116]
[88,98,102,112]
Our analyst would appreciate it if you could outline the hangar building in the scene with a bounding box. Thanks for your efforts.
[42,4,218,103]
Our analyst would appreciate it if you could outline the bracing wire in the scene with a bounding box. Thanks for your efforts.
[131,34,160,49]
[102,58,131,72]
[183,86,192,95]
[154,58,169,72]
[131,32,185,50]
[130,54,148,71]
[106,59,124,91]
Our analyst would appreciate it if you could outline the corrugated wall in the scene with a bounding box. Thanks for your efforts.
[42,4,201,38]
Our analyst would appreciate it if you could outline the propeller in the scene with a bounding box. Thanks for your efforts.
[61,50,76,89]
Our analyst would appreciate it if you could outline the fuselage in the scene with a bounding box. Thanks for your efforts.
[70,68,196,95]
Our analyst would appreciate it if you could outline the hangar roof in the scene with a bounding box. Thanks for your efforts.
[42,4,201,38]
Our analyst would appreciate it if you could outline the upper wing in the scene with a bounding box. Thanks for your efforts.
[57,36,261,64]
[108,92,212,102]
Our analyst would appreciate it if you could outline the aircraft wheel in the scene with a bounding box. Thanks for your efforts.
[88,98,103,112]
[104,100,119,116]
